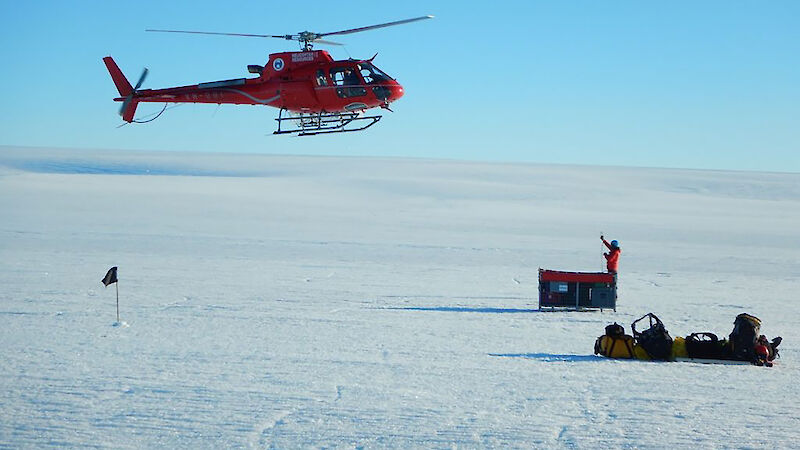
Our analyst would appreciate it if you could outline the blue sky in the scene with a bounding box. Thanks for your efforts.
[1,1,798,171]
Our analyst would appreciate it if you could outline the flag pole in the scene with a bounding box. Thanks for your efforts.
[600,231,604,272]
[102,266,120,324]
[116,282,120,323]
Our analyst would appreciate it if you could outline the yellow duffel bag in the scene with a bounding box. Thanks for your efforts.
[671,336,688,359]
[633,344,652,360]
[595,334,636,359]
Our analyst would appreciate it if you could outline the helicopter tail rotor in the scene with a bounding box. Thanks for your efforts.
[119,98,140,123]
[118,68,147,122]
[103,57,149,123]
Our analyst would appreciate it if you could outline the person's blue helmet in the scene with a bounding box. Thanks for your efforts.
[611,240,619,248]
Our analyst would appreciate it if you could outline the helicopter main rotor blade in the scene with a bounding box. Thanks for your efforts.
[318,15,434,38]
[145,16,432,48]
[146,29,286,39]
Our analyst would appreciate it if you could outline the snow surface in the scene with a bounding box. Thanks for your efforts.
[1,146,799,448]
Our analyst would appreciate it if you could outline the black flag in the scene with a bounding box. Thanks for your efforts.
[102,266,118,286]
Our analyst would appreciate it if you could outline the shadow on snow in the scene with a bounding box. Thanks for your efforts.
[385,306,540,314]
[489,353,603,362]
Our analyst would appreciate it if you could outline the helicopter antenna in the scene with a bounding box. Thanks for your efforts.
[341,44,353,59]
[146,15,434,51]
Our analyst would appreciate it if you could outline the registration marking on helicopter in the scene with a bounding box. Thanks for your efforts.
[292,52,319,63]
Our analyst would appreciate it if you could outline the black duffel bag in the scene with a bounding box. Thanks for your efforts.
[632,313,673,361]
[685,332,729,359]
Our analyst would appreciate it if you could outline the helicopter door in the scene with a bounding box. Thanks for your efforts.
[329,67,366,98]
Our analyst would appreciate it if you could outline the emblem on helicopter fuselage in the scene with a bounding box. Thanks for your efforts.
[272,58,285,71]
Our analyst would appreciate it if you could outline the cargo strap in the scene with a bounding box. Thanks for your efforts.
[612,336,635,359]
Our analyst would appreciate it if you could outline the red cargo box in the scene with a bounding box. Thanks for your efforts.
[538,269,617,311]
[539,269,615,284]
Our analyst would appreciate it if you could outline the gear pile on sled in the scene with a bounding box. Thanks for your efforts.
[595,313,782,366]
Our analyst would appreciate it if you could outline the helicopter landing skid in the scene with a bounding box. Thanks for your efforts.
[274,109,381,136]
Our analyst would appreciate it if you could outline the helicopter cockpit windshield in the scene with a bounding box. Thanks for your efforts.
[329,62,395,99]
[358,62,392,84]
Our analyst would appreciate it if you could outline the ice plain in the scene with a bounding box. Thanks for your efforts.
[1,146,798,448]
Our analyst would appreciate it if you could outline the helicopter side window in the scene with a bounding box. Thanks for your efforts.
[344,69,360,86]
[331,70,343,86]
[330,67,366,98]
[316,69,328,87]
[316,69,328,86]
[330,67,361,86]
[360,66,375,84]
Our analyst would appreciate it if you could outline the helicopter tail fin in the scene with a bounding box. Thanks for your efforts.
[103,56,133,97]
[120,99,140,123]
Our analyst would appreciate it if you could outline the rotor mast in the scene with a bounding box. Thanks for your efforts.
[292,32,326,51]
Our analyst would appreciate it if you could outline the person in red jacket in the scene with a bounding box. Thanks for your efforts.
[601,235,621,274]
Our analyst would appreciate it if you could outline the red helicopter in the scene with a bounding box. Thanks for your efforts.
[103,16,432,136]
